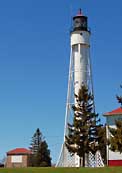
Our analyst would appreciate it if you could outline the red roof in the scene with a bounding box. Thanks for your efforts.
[104,107,122,116]
[7,148,31,155]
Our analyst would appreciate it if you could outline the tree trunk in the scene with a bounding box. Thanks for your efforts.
[79,157,82,167]
[82,152,85,167]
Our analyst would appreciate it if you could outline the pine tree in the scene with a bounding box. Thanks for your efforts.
[109,120,122,153]
[96,125,107,164]
[35,141,51,167]
[116,85,122,107]
[29,128,51,167]
[65,85,101,167]
[30,128,43,154]
[109,87,122,153]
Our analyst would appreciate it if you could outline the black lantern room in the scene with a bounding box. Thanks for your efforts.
[73,9,88,31]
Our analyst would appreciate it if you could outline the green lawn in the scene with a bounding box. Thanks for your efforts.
[0,167,122,173]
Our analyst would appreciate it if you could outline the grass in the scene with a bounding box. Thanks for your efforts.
[0,167,122,173]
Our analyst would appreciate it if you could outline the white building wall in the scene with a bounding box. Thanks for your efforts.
[109,151,122,160]
[107,115,122,161]
[11,155,22,163]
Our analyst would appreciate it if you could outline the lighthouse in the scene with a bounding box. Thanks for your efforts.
[71,9,90,95]
[56,9,103,167]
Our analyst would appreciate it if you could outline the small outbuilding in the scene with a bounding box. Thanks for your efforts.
[6,148,31,168]
[104,107,122,166]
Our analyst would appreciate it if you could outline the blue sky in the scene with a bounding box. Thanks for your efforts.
[0,0,122,164]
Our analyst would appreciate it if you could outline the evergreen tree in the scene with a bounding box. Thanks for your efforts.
[109,87,122,153]
[116,85,122,107]
[35,141,51,167]
[116,95,122,107]
[96,125,107,164]
[109,85,122,153]
[29,128,51,167]
[65,85,101,167]
[30,128,43,154]
[109,120,122,153]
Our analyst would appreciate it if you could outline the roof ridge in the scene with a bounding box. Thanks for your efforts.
[104,107,122,116]
[7,148,31,155]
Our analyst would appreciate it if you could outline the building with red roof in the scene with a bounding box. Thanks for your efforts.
[104,107,122,166]
[6,148,31,168]
[104,107,122,116]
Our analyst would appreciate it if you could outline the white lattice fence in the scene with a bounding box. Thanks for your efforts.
[56,143,104,167]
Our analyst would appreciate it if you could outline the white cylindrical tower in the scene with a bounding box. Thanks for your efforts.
[71,9,90,96]
[56,10,104,167]
[71,10,91,167]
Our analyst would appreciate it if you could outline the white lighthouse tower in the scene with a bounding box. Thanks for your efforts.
[71,9,91,95]
[56,9,104,167]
